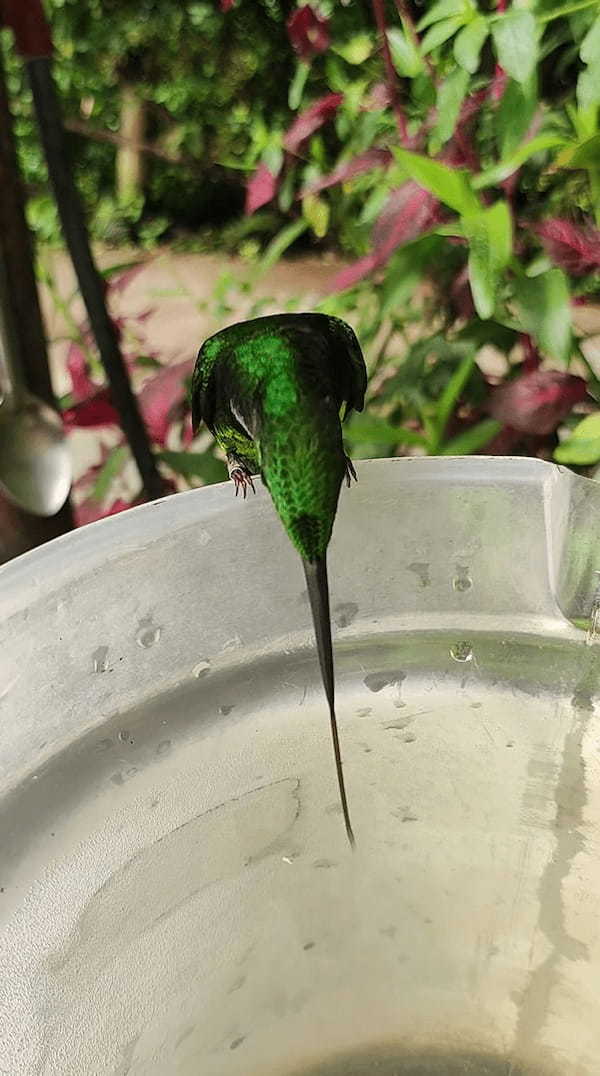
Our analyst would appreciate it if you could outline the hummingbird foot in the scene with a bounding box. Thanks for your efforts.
[228,458,256,499]
[344,455,357,488]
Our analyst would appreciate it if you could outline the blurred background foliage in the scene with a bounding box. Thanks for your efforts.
[2,0,600,521]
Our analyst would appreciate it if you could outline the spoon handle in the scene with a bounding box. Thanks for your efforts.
[0,246,26,410]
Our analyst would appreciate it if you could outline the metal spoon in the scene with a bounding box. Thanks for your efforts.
[0,252,71,518]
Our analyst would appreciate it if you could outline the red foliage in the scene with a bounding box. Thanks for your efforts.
[488,370,588,435]
[361,82,392,112]
[533,218,600,276]
[299,148,392,197]
[329,182,440,292]
[63,388,120,428]
[283,92,344,154]
[220,0,235,11]
[137,359,194,447]
[245,162,279,214]
[66,343,96,401]
[286,5,330,61]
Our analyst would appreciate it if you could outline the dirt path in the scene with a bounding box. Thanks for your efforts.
[38,246,600,511]
[38,247,348,501]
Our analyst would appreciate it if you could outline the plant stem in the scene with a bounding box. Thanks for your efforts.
[371,0,409,144]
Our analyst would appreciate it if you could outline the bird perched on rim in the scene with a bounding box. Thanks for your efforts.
[190,312,367,846]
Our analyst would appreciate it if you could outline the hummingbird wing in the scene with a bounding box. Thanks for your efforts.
[277,313,367,419]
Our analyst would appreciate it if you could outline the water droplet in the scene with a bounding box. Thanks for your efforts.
[136,624,161,649]
[157,739,171,756]
[92,645,109,673]
[452,564,472,592]
[334,602,358,629]
[450,641,473,663]
[193,659,211,678]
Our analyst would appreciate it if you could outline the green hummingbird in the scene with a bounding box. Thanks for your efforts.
[190,312,367,846]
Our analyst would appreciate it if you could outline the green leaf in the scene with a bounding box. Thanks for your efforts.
[491,11,538,84]
[454,16,489,73]
[158,450,227,484]
[91,445,128,502]
[473,133,567,188]
[379,235,444,319]
[441,418,502,455]
[462,201,512,320]
[333,32,373,65]
[515,269,573,362]
[345,413,427,446]
[432,351,476,450]
[135,355,162,369]
[496,75,538,159]
[387,27,423,78]
[432,67,470,148]
[421,16,467,55]
[417,0,469,32]
[577,59,600,111]
[288,62,309,110]
[100,260,142,279]
[302,193,330,238]
[556,134,600,168]
[580,15,600,64]
[554,413,600,465]
[538,0,598,22]
[259,219,308,272]
[393,148,480,214]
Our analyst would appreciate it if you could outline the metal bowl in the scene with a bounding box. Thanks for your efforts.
[1,457,600,1076]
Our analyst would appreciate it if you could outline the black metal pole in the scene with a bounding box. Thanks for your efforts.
[26,57,164,502]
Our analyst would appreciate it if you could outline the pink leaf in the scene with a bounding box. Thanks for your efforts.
[66,343,96,401]
[137,358,194,447]
[328,253,379,293]
[328,182,440,292]
[106,262,147,295]
[533,218,600,277]
[62,389,120,429]
[286,5,330,62]
[181,412,195,447]
[371,182,439,254]
[299,148,392,197]
[283,92,344,154]
[245,163,279,215]
[361,82,392,112]
[488,370,588,435]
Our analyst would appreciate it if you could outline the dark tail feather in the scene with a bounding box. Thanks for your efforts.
[303,556,355,848]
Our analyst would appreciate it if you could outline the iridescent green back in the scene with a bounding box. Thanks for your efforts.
[191,314,366,562]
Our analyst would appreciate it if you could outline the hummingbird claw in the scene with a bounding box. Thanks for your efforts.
[231,466,256,499]
[344,455,357,487]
